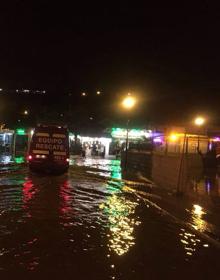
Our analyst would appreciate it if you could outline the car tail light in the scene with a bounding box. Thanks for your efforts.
[28,155,32,160]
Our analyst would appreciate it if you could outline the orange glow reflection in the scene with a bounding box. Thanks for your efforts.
[191,204,207,232]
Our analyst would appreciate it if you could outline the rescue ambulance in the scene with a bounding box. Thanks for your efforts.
[28,124,69,173]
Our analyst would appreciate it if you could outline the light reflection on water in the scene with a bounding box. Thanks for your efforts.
[0,160,219,276]
[0,155,25,165]
[185,203,215,235]
[104,195,141,256]
[160,163,220,253]
[23,180,36,205]
[100,180,141,256]
[15,156,25,164]
[59,179,75,217]
[190,204,210,233]
[0,155,13,164]
[188,171,220,198]
[179,226,210,261]
[179,228,201,258]
[22,179,38,219]
[74,158,121,180]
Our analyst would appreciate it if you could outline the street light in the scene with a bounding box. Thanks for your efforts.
[122,96,136,110]
[194,116,205,127]
[121,94,137,171]
[24,110,28,115]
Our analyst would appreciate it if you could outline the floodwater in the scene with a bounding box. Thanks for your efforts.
[0,157,220,279]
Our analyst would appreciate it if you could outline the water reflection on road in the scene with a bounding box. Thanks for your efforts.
[188,170,220,198]
[0,158,219,278]
[181,169,220,238]
[100,189,141,256]
[150,162,220,240]
[74,157,122,179]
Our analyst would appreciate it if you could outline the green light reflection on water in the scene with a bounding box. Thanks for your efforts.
[109,160,121,180]
[15,156,25,164]
[100,160,141,256]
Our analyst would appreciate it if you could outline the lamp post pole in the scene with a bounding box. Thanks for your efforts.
[124,119,130,170]
[197,135,200,152]
[194,116,205,153]
[121,94,136,172]
[176,131,187,194]
[176,116,206,195]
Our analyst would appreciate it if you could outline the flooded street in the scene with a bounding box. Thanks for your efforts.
[0,158,220,279]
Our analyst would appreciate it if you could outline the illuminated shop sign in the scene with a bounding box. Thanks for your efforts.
[16,128,26,135]
[111,128,152,139]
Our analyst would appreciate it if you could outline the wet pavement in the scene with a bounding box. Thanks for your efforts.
[0,157,220,279]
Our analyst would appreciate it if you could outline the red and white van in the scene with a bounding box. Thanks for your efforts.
[28,124,69,173]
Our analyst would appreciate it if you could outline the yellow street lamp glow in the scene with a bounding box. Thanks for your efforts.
[122,96,136,109]
[169,133,179,142]
[24,110,28,115]
[194,117,205,126]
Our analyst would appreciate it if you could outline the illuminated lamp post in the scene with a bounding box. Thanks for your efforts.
[176,116,206,195]
[194,116,205,153]
[121,94,136,171]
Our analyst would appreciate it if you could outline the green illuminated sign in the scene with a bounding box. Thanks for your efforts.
[111,128,152,139]
[16,128,25,135]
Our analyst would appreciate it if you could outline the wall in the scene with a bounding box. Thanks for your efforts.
[152,151,203,191]
[121,150,204,193]
[121,150,152,179]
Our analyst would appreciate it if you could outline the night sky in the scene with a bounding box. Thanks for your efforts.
[0,2,220,127]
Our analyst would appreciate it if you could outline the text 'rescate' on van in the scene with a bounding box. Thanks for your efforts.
[28,124,69,173]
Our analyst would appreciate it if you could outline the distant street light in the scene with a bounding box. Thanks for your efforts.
[96,91,101,95]
[81,92,86,97]
[24,110,28,115]
[121,94,137,171]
